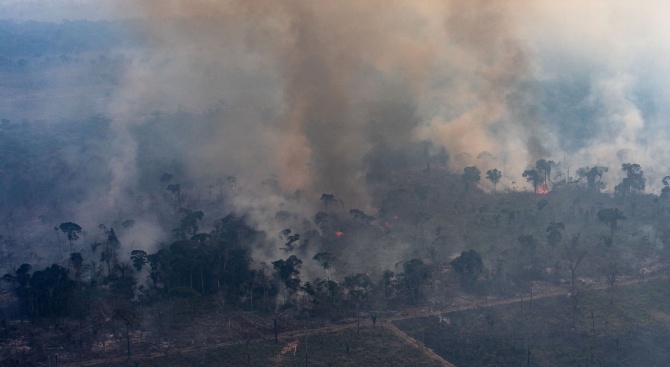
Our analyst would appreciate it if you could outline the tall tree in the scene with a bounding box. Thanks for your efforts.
[69,252,83,280]
[597,208,626,246]
[535,159,555,185]
[172,209,205,240]
[313,252,334,280]
[577,166,608,191]
[319,193,336,212]
[486,168,502,191]
[450,250,484,288]
[522,169,542,193]
[112,302,141,359]
[462,166,481,192]
[614,163,645,197]
[661,176,670,199]
[272,255,302,291]
[167,183,182,208]
[564,234,587,321]
[99,226,121,276]
[58,222,82,249]
[546,222,565,247]
[401,258,430,303]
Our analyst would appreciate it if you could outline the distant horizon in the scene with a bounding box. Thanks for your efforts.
[0,0,127,22]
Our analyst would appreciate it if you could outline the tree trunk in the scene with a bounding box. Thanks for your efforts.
[200,267,204,294]
[126,322,131,359]
[273,317,278,343]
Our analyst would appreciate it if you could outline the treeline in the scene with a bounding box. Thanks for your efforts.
[0,201,492,326]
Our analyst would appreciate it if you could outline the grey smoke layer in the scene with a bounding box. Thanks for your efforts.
[100,1,670,200]
[5,1,670,260]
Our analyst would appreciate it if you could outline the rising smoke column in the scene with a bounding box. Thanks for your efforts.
[114,0,448,210]
[416,0,554,175]
[110,0,670,206]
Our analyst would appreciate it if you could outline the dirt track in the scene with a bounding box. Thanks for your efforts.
[62,274,665,367]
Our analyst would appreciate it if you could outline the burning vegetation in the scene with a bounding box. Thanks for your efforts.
[2,2,670,365]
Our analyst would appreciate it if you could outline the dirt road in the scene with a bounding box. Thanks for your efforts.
[62,274,665,366]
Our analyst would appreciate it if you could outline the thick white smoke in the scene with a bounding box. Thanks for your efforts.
[7,1,670,252]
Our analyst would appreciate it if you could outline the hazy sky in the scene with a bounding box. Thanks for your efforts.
[0,0,121,21]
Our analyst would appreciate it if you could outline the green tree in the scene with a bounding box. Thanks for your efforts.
[577,166,608,191]
[597,208,626,246]
[130,250,148,272]
[522,169,542,193]
[450,250,484,288]
[546,222,565,247]
[172,209,204,240]
[69,252,83,280]
[401,258,430,303]
[58,222,82,249]
[462,166,481,192]
[99,226,121,276]
[273,255,302,291]
[614,163,645,197]
[661,176,670,199]
[29,264,75,318]
[536,159,555,185]
[486,168,502,191]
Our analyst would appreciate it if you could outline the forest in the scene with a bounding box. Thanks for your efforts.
[2,5,670,366]
[2,107,670,365]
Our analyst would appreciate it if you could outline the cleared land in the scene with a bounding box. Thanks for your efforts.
[93,326,441,367]
[395,278,670,367]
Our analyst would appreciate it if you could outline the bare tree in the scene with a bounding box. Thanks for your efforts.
[564,234,587,321]
[601,255,619,305]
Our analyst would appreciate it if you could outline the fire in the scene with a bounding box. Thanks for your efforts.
[536,182,550,195]
[335,230,344,237]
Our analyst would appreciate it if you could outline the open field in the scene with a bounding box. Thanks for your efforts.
[395,278,670,367]
[93,326,441,367]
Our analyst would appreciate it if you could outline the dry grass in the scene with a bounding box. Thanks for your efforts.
[97,326,441,367]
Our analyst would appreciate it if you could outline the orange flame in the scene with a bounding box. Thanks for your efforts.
[335,230,344,237]
[536,182,550,195]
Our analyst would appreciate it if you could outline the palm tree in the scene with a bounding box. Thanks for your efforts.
[597,208,626,246]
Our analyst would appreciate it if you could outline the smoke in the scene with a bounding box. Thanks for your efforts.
[6,1,670,265]
[108,0,597,201]
[108,1,447,209]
